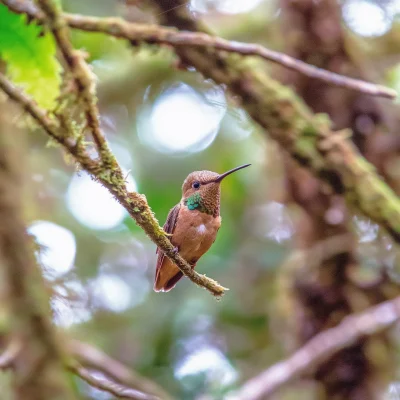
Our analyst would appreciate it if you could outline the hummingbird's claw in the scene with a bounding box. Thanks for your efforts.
[172,246,179,255]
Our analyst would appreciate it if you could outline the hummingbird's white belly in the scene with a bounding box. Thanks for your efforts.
[197,224,207,235]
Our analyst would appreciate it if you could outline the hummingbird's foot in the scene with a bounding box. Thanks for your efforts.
[172,246,179,255]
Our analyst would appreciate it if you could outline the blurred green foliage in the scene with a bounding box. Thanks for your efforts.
[0,4,61,109]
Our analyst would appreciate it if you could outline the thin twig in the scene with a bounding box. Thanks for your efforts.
[69,340,172,400]
[3,0,396,99]
[232,295,400,400]
[35,0,109,160]
[0,72,226,297]
[68,363,157,400]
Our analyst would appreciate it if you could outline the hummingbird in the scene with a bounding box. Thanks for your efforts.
[154,163,251,292]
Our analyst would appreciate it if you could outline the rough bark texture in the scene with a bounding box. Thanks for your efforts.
[278,0,400,398]
[0,106,76,400]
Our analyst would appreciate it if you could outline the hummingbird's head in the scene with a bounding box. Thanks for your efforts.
[181,164,251,216]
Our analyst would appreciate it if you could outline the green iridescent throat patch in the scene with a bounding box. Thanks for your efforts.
[184,192,210,214]
[185,192,202,210]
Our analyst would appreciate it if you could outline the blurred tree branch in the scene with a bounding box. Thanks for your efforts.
[0,107,76,399]
[3,0,396,99]
[0,340,22,369]
[68,363,157,400]
[232,295,400,400]
[0,336,171,399]
[68,340,172,400]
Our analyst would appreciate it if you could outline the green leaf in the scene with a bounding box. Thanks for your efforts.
[0,4,61,110]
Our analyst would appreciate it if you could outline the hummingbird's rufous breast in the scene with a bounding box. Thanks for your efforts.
[154,207,221,291]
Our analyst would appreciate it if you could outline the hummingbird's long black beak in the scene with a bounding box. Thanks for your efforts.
[214,163,251,183]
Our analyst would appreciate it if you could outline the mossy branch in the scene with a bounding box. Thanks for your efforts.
[150,0,400,245]
[3,0,396,99]
[0,72,226,297]
[35,0,110,163]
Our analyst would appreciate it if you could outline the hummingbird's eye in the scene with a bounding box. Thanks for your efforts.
[192,181,200,189]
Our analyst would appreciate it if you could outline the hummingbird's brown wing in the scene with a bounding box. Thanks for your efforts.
[154,203,181,291]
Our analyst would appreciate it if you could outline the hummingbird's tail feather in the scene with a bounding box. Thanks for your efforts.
[154,271,183,292]
[154,258,182,292]
[165,271,184,292]
[154,258,195,292]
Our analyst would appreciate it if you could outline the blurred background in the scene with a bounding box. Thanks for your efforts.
[9,0,400,398]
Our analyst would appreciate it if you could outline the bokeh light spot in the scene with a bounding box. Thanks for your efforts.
[51,296,91,328]
[248,202,294,243]
[66,171,137,230]
[175,346,237,388]
[354,216,379,243]
[88,274,134,312]
[28,220,76,279]
[51,278,91,327]
[343,0,391,37]
[191,0,263,14]
[138,83,226,154]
